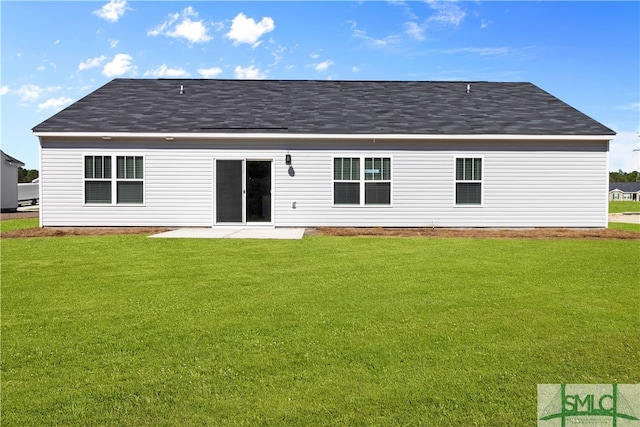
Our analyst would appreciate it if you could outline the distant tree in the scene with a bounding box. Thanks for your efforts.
[18,167,39,183]
[609,170,639,182]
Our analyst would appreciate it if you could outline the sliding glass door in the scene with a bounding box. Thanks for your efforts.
[215,160,272,224]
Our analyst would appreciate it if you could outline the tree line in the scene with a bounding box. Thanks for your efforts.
[610,170,639,182]
[18,167,39,183]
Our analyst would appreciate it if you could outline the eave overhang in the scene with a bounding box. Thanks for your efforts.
[33,132,616,141]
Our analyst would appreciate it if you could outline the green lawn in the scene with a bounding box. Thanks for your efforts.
[1,231,638,426]
[608,221,640,232]
[609,200,640,213]
[0,218,38,233]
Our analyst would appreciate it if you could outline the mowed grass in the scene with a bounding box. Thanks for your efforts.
[609,200,640,213]
[0,218,38,233]
[2,233,639,426]
[608,222,640,232]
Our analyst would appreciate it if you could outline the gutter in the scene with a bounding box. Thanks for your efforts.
[33,132,615,141]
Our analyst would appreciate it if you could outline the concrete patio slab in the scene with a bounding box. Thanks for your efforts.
[149,227,306,240]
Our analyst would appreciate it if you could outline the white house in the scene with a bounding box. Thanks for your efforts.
[1,150,25,212]
[609,182,640,202]
[32,79,615,228]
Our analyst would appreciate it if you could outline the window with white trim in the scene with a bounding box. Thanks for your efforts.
[116,156,144,204]
[455,158,482,205]
[84,155,144,204]
[334,157,391,205]
[85,155,112,204]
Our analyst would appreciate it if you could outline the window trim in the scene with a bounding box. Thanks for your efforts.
[83,154,145,206]
[116,155,145,205]
[84,155,112,205]
[454,156,483,207]
[332,155,393,207]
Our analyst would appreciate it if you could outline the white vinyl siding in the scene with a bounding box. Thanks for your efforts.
[40,138,609,228]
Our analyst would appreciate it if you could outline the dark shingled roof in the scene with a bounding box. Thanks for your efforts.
[609,182,640,192]
[33,79,615,136]
[1,150,25,166]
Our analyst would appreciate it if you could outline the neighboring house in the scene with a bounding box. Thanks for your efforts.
[1,150,26,212]
[609,182,640,201]
[32,79,615,228]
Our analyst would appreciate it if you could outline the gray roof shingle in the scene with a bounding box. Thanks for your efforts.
[609,182,640,192]
[33,79,615,136]
[1,150,25,166]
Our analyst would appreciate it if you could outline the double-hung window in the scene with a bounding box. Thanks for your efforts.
[84,155,144,204]
[116,156,144,204]
[364,157,391,204]
[455,157,482,205]
[334,157,360,204]
[334,157,391,205]
[85,156,112,204]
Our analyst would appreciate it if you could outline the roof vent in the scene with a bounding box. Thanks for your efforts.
[466,84,471,94]
[179,85,184,95]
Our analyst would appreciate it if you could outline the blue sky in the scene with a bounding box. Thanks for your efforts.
[1,1,638,171]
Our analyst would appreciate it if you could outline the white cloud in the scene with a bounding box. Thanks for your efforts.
[610,131,640,172]
[37,97,74,112]
[617,102,640,112]
[314,60,334,72]
[351,22,402,49]
[17,85,44,102]
[102,53,136,77]
[16,84,60,103]
[148,7,215,44]
[170,17,211,43]
[109,39,120,49]
[310,52,320,59]
[148,12,178,37]
[443,47,510,56]
[198,67,223,78]
[404,21,426,41]
[144,64,190,78]
[427,0,466,27]
[93,0,129,23]
[480,19,492,29]
[234,65,266,80]
[226,13,275,47]
[0,86,9,95]
[352,66,361,73]
[78,55,107,72]
[33,61,56,73]
[270,45,286,66]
